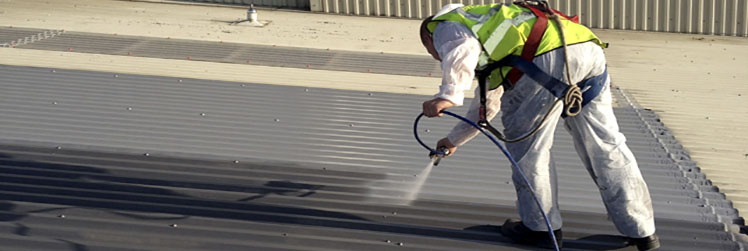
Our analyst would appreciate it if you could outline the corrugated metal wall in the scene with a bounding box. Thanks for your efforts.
[185,0,310,9]
[309,0,748,36]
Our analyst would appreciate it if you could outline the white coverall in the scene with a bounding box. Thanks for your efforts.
[431,7,656,238]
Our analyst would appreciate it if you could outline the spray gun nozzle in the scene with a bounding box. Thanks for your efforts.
[429,147,449,166]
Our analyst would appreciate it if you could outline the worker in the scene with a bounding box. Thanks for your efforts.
[419,2,659,250]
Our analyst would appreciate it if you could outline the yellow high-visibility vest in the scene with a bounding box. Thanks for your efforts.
[427,4,606,89]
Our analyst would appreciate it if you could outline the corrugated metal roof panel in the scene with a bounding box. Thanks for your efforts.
[6,28,441,78]
[1,64,745,250]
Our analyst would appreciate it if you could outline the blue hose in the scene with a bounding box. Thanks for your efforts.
[413,110,560,251]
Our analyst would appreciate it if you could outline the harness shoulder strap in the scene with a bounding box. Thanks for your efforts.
[506,4,549,84]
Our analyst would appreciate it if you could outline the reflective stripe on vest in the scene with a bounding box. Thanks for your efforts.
[427,4,606,89]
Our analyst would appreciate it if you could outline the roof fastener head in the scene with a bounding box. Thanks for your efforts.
[170,224,178,227]
[127,107,132,111]
[274,118,280,122]
[233,160,240,163]
[58,214,66,218]
[200,113,206,116]
[144,153,150,156]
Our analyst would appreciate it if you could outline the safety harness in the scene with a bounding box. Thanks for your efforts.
[476,0,608,142]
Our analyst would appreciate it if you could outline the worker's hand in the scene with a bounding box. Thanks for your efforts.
[422,98,454,118]
[436,137,457,157]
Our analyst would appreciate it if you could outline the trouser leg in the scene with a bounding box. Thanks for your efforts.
[501,81,563,232]
[564,83,656,238]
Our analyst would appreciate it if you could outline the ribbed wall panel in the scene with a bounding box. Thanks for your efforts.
[311,0,748,36]
[184,0,310,9]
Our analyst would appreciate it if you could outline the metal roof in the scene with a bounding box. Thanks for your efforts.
[1,27,440,78]
[1,62,746,250]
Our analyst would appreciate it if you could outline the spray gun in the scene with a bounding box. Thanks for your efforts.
[428,147,450,166]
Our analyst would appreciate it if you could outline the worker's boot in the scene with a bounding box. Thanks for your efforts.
[628,234,660,251]
[501,219,562,249]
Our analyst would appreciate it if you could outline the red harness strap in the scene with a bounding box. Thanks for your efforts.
[505,5,579,85]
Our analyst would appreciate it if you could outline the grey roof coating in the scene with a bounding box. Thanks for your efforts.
[1,27,441,77]
[1,64,746,250]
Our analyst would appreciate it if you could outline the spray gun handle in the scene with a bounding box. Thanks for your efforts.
[429,147,450,166]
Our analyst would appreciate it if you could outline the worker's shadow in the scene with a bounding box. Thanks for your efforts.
[0,148,374,246]
[0,148,635,250]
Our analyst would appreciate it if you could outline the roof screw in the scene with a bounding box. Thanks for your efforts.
[170,224,178,228]
[322,167,327,170]
[241,84,246,87]
[349,123,354,127]
[397,242,404,246]
[705,116,710,119]
[282,233,288,236]
[51,70,56,73]
[233,160,240,163]
[385,240,391,243]
[304,88,309,92]
[178,79,183,83]
[58,214,66,218]
[55,146,62,150]
[52,101,58,105]
[368,93,373,96]
[200,113,206,116]
[274,118,280,122]
[425,129,430,133]
[144,153,150,156]
[127,107,133,111]
[114,74,119,78]
[391,212,397,215]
